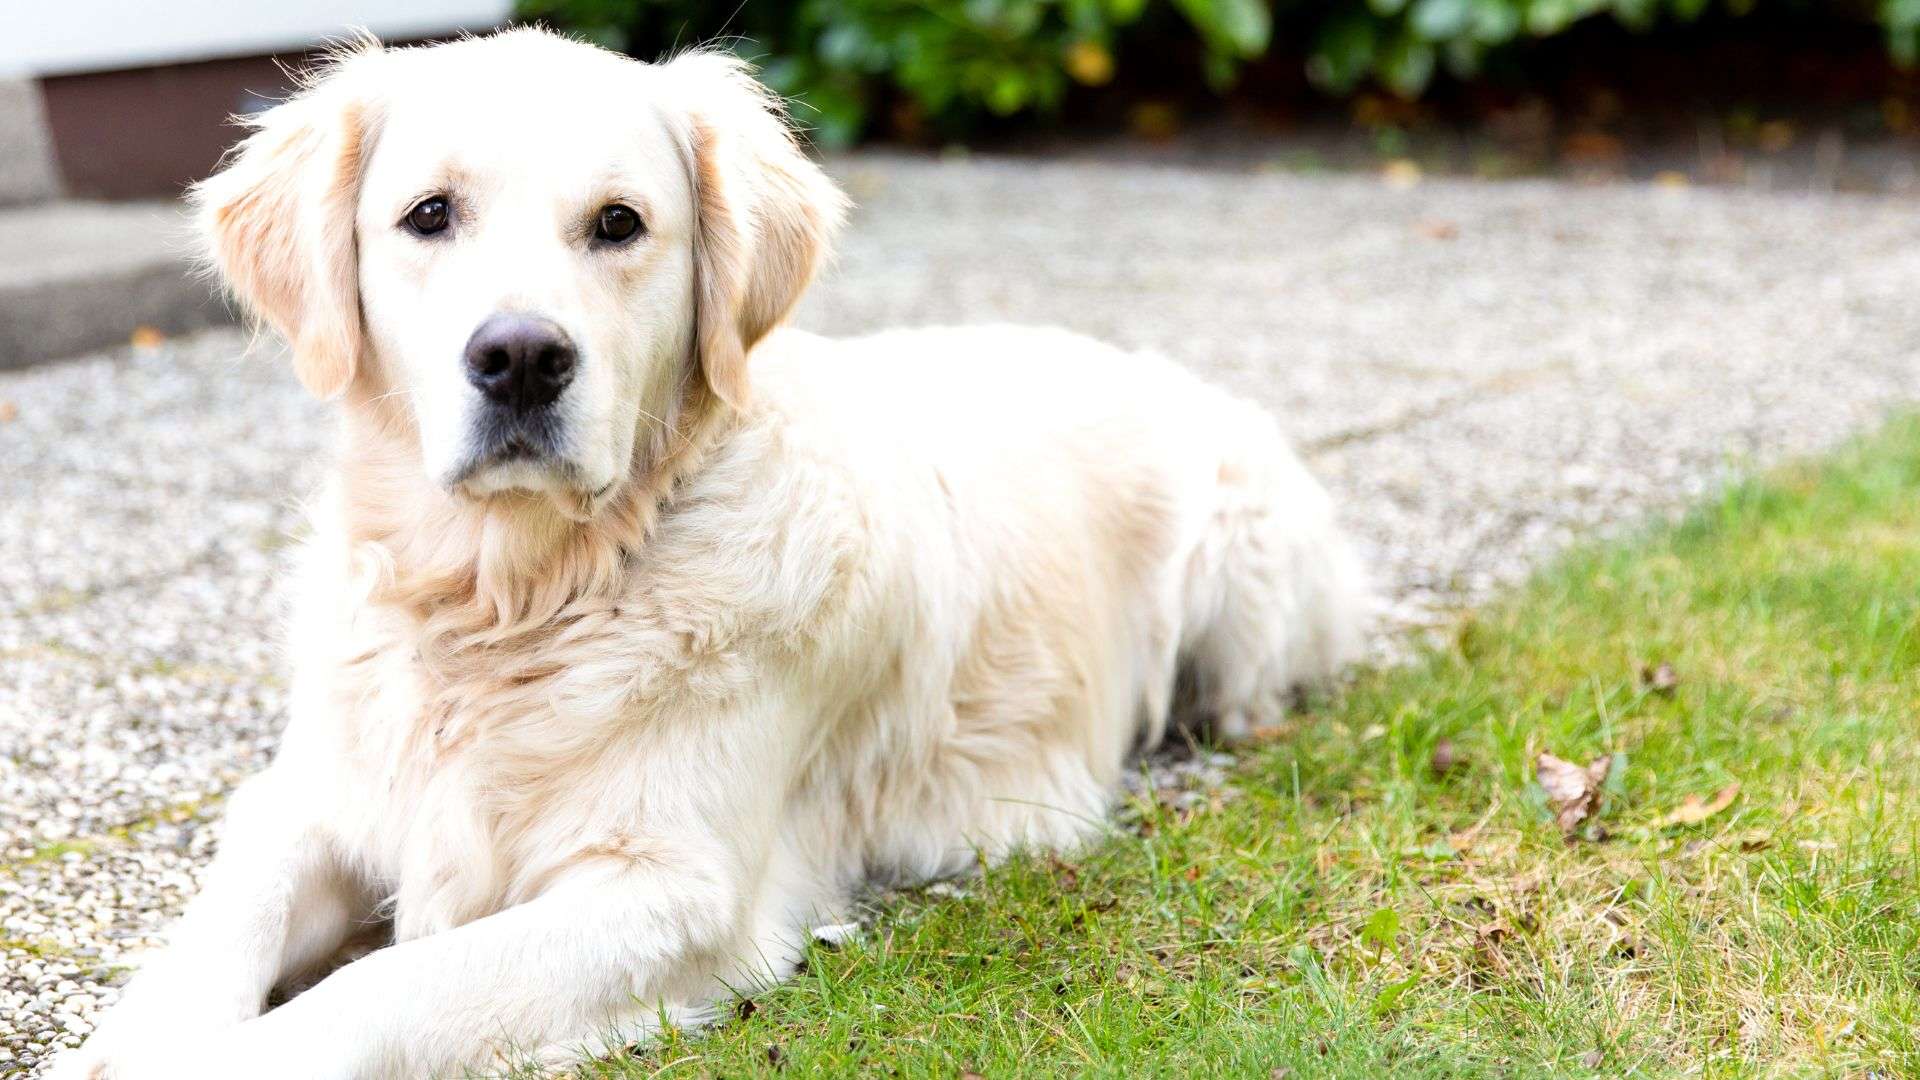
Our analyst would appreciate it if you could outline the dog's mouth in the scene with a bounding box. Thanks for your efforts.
[441,407,622,520]
[491,436,545,465]
[449,413,584,493]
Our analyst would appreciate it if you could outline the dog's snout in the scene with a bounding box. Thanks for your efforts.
[463,314,577,412]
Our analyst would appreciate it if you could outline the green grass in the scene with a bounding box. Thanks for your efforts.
[591,416,1920,1079]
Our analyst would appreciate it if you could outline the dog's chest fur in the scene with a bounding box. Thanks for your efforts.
[319,603,655,939]
[293,436,875,941]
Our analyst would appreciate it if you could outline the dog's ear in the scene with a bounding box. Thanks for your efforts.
[191,42,384,400]
[668,53,848,411]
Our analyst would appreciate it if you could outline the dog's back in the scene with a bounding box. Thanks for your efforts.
[728,325,1368,885]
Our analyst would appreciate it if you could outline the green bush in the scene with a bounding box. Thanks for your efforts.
[516,0,1910,143]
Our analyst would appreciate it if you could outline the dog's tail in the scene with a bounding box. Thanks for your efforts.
[1166,395,1370,742]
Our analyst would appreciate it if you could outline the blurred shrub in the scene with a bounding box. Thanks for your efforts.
[518,0,1908,142]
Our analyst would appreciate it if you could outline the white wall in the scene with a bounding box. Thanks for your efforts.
[0,0,516,78]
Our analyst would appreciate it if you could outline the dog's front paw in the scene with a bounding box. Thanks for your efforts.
[44,1006,240,1080]
[45,1033,180,1080]
[42,1045,106,1080]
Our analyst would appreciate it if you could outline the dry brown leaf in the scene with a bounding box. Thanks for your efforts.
[1641,661,1679,694]
[1537,751,1613,835]
[1430,737,1459,776]
[129,325,167,351]
[1468,919,1513,984]
[0,400,16,423]
[1657,782,1740,828]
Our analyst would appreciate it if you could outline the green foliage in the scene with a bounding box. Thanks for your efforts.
[517,0,1902,141]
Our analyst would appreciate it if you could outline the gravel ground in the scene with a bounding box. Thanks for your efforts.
[5,154,1920,1074]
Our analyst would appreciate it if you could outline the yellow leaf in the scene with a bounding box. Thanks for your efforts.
[1658,782,1740,828]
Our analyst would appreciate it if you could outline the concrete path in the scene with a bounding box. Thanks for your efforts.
[5,154,1920,1072]
[0,200,230,370]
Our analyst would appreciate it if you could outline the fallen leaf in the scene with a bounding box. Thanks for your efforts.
[1653,170,1690,189]
[1537,751,1614,835]
[1047,854,1081,890]
[1641,661,1679,694]
[1580,1049,1605,1068]
[766,1043,786,1068]
[735,998,758,1020]
[1416,219,1460,240]
[129,325,167,351]
[959,1072,987,1080]
[1657,782,1740,828]
[1430,737,1459,776]
[1381,159,1422,189]
[0,400,16,423]
[1468,920,1513,982]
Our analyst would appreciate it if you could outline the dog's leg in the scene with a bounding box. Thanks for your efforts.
[181,847,753,1080]
[48,767,362,1079]
[170,692,798,1080]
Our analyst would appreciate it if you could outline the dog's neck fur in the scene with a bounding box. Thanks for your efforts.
[333,379,732,661]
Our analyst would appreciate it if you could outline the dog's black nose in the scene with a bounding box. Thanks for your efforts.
[463,313,577,412]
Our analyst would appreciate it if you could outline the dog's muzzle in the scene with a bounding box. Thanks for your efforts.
[450,313,581,486]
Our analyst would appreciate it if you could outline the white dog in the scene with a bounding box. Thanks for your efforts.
[54,28,1365,1079]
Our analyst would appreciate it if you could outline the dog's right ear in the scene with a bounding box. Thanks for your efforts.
[190,41,385,400]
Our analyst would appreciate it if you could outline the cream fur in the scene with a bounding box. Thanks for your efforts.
[53,28,1367,1080]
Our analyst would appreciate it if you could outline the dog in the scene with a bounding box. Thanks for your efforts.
[53,28,1366,1079]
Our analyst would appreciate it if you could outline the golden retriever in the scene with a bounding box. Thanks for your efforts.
[54,27,1366,1079]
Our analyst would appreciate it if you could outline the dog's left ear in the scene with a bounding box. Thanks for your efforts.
[668,53,848,411]
[191,41,385,400]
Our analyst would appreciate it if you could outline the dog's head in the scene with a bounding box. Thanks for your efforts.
[194,29,845,510]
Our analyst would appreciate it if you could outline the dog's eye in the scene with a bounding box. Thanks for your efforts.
[403,196,450,237]
[594,204,643,244]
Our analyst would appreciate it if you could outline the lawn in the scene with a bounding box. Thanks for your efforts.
[590,417,1920,1079]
